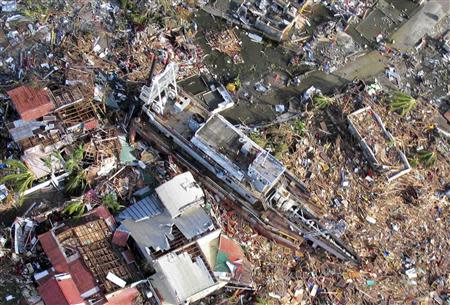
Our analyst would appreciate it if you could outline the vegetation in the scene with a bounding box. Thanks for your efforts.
[292,118,307,136]
[389,91,417,116]
[417,150,437,167]
[65,170,87,194]
[63,200,87,217]
[234,74,241,89]
[255,297,272,305]
[64,145,84,172]
[63,145,88,194]
[0,160,35,205]
[21,0,49,20]
[407,156,419,168]
[249,132,267,148]
[313,95,333,109]
[274,142,289,159]
[102,192,124,213]
[120,0,150,25]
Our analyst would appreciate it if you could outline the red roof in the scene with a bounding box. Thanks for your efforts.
[38,232,97,295]
[93,205,113,220]
[68,259,97,295]
[38,231,68,272]
[121,249,135,264]
[112,230,129,247]
[92,206,116,231]
[7,86,54,121]
[38,275,84,305]
[218,235,245,262]
[105,287,139,305]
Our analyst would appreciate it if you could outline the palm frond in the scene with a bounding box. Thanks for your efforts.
[65,170,87,193]
[313,95,333,109]
[417,150,436,167]
[4,159,29,172]
[63,201,86,216]
[389,91,417,116]
[53,150,64,163]
[41,157,52,170]
[0,159,35,205]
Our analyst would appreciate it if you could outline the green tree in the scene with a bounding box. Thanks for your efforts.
[249,132,267,148]
[292,118,307,136]
[63,200,86,217]
[63,145,88,194]
[0,159,35,205]
[65,144,84,173]
[102,192,124,213]
[65,169,87,194]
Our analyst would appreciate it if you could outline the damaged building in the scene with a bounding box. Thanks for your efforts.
[35,206,156,305]
[235,0,304,41]
[5,85,101,181]
[114,172,253,305]
[191,114,286,203]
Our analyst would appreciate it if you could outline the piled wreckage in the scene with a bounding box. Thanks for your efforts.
[0,0,449,304]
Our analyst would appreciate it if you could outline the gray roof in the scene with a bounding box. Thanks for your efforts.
[193,115,242,162]
[120,206,213,253]
[121,211,173,252]
[174,206,213,240]
[8,120,44,141]
[151,252,216,304]
[192,114,285,193]
[118,193,163,221]
[155,172,205,218]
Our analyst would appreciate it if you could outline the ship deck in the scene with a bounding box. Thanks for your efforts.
[157,92,211,140]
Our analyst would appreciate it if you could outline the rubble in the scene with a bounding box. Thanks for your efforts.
[0,0,448,304]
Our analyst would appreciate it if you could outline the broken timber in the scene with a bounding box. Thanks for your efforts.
[131,119,360,264]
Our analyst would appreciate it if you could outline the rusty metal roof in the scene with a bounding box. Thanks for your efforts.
[7,86,55,121]
[38,275,83,305]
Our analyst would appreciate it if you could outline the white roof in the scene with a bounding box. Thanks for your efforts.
[152,252,216,304]
[156,172,204,218]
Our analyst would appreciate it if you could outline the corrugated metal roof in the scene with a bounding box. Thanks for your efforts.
[68,259,98,295]
[174,206,213,240]
[156,172,205,218]
[121,212,174,252]
[112,229,129,247]
[118,193,163,221]
[38,231,98,295]
[7,86,54,121]
[38,231,67,272]
[120,206,213,253]
[8,119,44,141]
[152,252,216,304]
[38,275,83,305]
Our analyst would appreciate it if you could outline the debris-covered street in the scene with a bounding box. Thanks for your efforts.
[0,0,448,304]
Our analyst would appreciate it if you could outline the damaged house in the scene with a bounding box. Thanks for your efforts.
[235,0,303,41]
[114,172,253,305]
[35,206,154,305]
[6,85,101,181]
